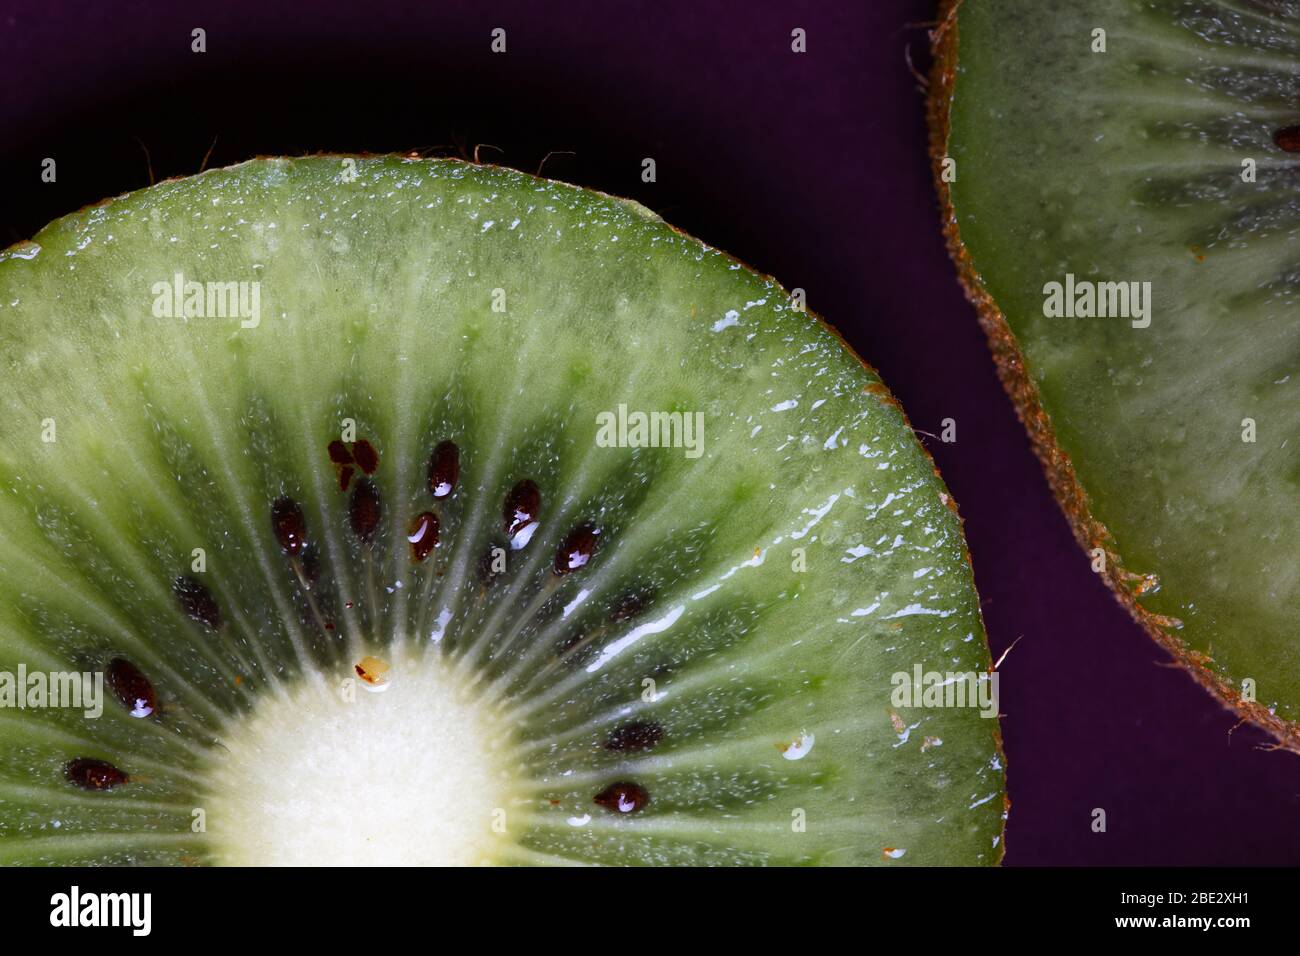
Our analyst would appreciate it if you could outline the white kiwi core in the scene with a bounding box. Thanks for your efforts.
[200,647,520,866]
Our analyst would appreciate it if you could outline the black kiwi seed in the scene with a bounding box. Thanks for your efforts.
[352,439,380,475]
[503,479,541,542]
[329,439,357,491]
[428,440,460,498]
[554,524,600,575]
[604,722,663,753]
[593,781,650,814]
[65,758,129,790]
[327,440,353,465]
[1274,124,1300,152]
[172,575,221,630]
[271,496,309,556]
[408,511,439,563]
[105,658,156,718]
[349,478,382,543]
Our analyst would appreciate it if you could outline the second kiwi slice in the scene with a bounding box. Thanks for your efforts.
[0,156,1003,865]
[933,0,1298,746]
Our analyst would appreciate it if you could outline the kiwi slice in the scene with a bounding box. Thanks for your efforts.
[931,0,1300,746]
[0,156,1003,865]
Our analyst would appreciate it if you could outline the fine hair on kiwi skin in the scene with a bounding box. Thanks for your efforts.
[928,0,1300,750]
[0,153,1004,866]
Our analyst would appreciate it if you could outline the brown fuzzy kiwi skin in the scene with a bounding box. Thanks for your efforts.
[11,149,1011,855]
[926,0,1300,754]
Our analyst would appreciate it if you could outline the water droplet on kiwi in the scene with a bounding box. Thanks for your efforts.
[172,575,221,629]
[593,781,649,814]
[271,497,308,556]
[105,658,156,718]
[428,440,459,498]
[65,758,129,790]
[780,731,815,760]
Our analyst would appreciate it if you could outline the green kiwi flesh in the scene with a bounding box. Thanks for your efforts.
[0,156,1003,865]
[936,1,1299,740]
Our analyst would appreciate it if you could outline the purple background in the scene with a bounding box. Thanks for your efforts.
[1,0,1296,865]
